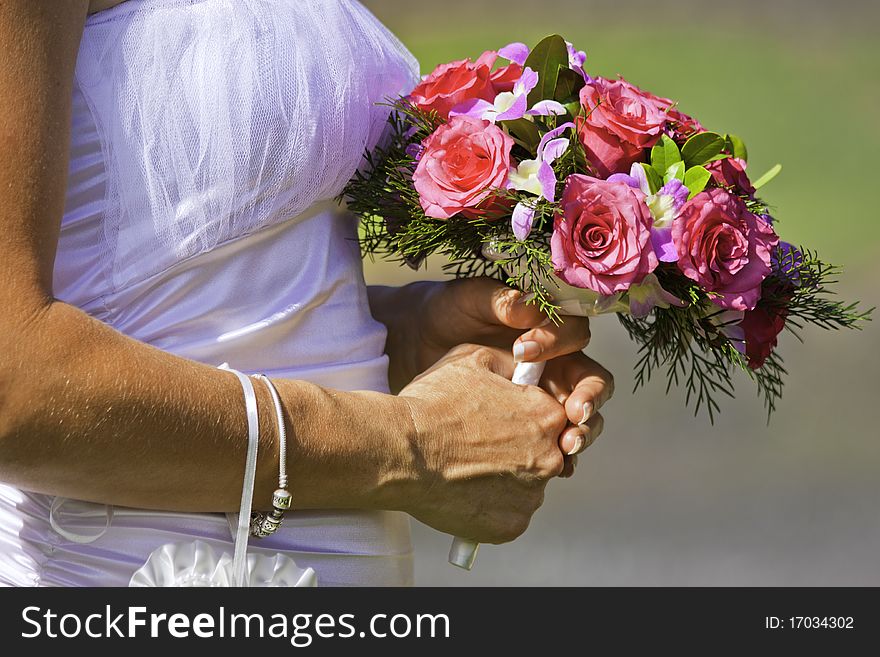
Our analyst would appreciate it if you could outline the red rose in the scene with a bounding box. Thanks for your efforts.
[706,157,755,196]
[638,89,705,143]
[739,305,787,369]
[409,51,499,120]
[412,116,513,219]
[489,62,523,94]
[576,77,669,177]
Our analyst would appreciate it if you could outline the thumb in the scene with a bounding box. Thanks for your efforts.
[454,277,547,330]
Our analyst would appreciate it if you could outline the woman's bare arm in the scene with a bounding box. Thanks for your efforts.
[0,0,414,513]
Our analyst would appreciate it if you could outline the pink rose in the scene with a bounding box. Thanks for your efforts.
[706,157,755,196]
[576,77,669,177]
[551,175,658,294]
[409,51,499,120]
[672,188,779,311]
[413,116,513,219]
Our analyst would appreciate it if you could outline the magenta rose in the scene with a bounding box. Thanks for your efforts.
[672,188,779,311]
[412,115,513,219]
[551,175,658,294]
[576,77,669,177]
[409,51,499,120]
[706,157,755,196]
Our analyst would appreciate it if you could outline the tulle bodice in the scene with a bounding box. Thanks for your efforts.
[64,0,418,296]
[0,0,421,587]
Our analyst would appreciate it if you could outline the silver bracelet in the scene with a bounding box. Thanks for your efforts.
[249,374,292,538]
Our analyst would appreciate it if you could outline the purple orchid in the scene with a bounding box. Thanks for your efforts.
[498,40,591,83]
[507,122,575,240]
[627,273,686,318]
[498,42,529,66]
[404,142,424,161]
[566,41,592,83]
[771,241,804,287]
[450,67,566,123]
[608,163,688,262]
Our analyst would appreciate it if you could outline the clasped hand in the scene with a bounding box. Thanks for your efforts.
[371,277,614,543]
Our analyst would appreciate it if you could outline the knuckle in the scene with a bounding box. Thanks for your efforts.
[460,344,493,368]
[540,451,565,479]
[446,343,474,358]
[544,402,569,434]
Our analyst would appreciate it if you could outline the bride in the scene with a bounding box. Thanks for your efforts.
[0,0,613,586]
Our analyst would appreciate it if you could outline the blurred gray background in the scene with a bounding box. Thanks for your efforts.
[363,0,879,585]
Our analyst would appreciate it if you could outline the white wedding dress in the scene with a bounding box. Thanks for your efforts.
[0,0,419,586]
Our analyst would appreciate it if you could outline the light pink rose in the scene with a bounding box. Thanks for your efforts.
[413,116,513,219]
[672,188,779,311]
[576,77,669,177]
[551,175,658,294]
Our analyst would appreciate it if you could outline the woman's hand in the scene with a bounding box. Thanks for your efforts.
[395,344,571,543]
[370,277,593,390]
[369,277,613,474]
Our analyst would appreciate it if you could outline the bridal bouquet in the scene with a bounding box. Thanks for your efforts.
[345,34,870,422]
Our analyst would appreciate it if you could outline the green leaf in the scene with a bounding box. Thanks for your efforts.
[725,134,748,162]
[563,100,582,119]
[523,35,569,107]
[501,118,541,152]
[752,163,782,190]
[683,165,711,199]
[553,67,585,103]
[639,163,663,194]
[664,161,685,184]
[682,131,725,167]
[651,135,681,178]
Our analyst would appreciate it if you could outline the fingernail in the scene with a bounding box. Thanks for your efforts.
[578,402,593,426]
[515,292,536,305]
[566,434,585,456]
[513,340,541,363]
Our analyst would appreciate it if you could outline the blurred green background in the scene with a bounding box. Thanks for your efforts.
[363,0,879,585]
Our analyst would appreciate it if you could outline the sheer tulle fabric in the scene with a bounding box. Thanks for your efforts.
[76,0,419,292]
